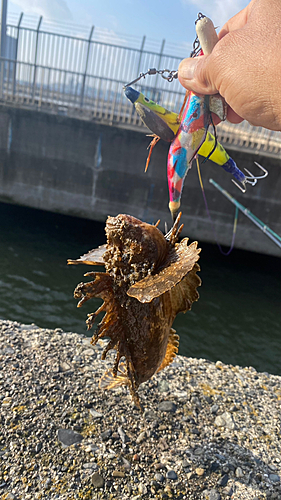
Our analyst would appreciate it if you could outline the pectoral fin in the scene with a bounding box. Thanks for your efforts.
[99,363,128,390]
[67,244,107,266]
[127,239,201,303]
[156,328,179,373]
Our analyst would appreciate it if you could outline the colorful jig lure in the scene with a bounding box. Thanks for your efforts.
[124,14,268,220]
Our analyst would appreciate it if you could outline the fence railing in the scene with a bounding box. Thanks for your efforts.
[1,18,281,159]
[6,18,184,92]
[0,57,185,122]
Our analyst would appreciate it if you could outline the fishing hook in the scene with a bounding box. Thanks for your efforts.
[232,162,268,193]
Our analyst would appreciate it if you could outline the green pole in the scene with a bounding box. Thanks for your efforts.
[209,178,281,250]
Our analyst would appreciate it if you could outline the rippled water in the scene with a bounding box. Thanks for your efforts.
[0,202,280,374]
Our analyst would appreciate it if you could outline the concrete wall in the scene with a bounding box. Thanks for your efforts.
[0,104,280,256]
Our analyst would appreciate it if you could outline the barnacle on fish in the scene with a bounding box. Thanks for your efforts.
[68,213,201,411]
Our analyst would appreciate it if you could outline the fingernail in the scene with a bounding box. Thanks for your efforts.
[178,58,199,81]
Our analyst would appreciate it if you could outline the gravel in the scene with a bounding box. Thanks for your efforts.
[0,318,281,499]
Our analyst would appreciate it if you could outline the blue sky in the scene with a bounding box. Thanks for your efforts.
[8,0,250,46]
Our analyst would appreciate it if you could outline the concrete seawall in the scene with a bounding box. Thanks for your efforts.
[0,104,280,256]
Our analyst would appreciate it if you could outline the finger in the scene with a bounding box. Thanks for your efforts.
[178,55,218,95]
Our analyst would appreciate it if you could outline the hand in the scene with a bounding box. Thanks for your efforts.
[178,0,281,131]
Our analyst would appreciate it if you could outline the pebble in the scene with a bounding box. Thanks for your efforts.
[83,462,97,469]
[100,429,112,441]
[155,463,166,470]
[235,466,244,478]
[89,408,103,418]
[158,401,177,413]
[158,380,170,392]
[83,348,96,356]
[118,426,129,443]
[112,470,125,478]
[59,361,71,372]
[214,411,235,430]
[223,486,233,497]
[205,489,221,500]
[122,457,131,470]
[144,410,157,421]
[217,473,229,486]
[269,474,280,482]
[138,483,148,495]
[136,431,146,444]
[166,470,177,480]
[155,473,165,483]
[210,404,219,414]
[186,471,196,480]
[91,472,104,488]
[57,428,83,447]
[196,467,205,476]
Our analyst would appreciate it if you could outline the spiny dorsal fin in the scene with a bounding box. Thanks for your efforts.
[156,328,179,373]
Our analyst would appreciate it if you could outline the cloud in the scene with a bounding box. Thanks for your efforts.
[10,0,72,21]
[181,0,248,29]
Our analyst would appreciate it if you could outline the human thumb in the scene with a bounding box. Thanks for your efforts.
[178,55,218,95]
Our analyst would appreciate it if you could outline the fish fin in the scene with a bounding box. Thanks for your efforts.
[169,262,201,315]
[156,328,179,373]
[68,244,107,266]
[127,239,201,303]
[99,363,128,390]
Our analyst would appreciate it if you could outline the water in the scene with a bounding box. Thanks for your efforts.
[0,202,280,375]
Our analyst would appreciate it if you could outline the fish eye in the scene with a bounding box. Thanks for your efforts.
[144,97,150,102]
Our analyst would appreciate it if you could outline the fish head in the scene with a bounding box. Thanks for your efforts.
[104,214,169,283]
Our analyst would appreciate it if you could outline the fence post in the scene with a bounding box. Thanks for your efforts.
[153,38,165,99]
[0,0,7,58]
[136,35,146,78]
[12,12,23,97]
[80,25,94,108]
[32,15,42,101]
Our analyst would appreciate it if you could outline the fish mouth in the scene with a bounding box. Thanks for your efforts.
[105,215,169,276]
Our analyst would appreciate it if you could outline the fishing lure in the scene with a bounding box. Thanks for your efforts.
[124,14,268,220]
[68,212,201,411]
[124,85,231,174]
[166,91,267,219]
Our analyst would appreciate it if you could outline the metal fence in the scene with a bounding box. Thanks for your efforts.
[1,15,281,159]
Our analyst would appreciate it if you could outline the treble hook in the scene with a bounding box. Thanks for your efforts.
[232,162,268,193]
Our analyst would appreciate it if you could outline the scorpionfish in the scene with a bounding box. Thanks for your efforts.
[68,213,201,410]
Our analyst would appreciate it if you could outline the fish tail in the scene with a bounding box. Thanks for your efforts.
[99,363,128,390]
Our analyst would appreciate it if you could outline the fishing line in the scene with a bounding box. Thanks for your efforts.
[196,157,238,256]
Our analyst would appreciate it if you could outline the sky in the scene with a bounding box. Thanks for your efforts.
[8,0,250,46]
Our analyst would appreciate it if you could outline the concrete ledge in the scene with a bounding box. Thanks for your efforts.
[1,319,281,499]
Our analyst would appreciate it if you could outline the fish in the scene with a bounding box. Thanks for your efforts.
[68,213,201,411]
